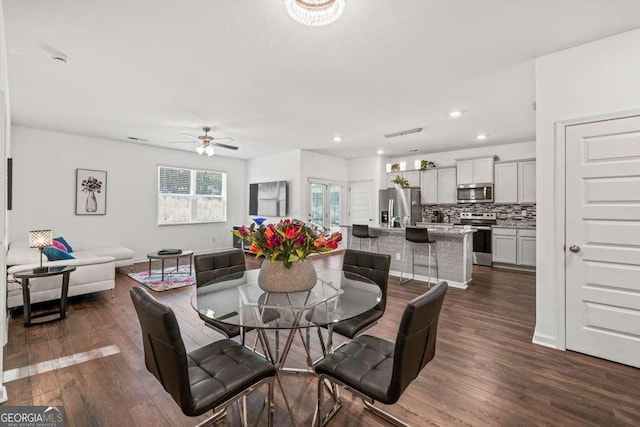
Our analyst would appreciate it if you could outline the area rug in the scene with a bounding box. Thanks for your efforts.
[128,265,196,292]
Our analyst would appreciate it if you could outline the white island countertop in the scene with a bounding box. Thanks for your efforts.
[341,225,475,236]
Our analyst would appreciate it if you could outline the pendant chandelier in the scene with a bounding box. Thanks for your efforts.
[284,0,346,26]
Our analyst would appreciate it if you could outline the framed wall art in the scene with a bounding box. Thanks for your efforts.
[76,169,107,215]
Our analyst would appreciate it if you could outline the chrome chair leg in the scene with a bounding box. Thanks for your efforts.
[400,241,414,285]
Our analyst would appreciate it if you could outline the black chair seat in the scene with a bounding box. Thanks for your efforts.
[199,317,243,339]
[188,340,276,414]
[315,335,394,403]
[332,309,384,338]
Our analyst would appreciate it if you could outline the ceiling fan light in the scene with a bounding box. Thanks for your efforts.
[284,0,345,26]
[195,146,205,155]
[205,146,215,157]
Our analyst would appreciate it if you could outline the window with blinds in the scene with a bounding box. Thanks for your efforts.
[158,166,226,225]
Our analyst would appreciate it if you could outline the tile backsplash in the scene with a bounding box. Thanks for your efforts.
[422,203,536,225]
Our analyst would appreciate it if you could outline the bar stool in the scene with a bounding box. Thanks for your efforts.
[400,227,439,286]
[351,224,379,253]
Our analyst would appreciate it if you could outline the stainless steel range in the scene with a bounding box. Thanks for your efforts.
[454,212,496,266]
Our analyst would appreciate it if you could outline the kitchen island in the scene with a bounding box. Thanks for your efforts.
[341,225,475,289]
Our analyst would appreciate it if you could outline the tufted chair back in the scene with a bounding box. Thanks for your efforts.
[342,249,391,312]
[194,248,246,287]
[389,281,447,402]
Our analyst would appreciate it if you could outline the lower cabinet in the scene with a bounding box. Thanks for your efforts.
[493,229,517,264]
[492,228,536,268]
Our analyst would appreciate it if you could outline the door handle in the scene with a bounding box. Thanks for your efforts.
[569,245,581,253]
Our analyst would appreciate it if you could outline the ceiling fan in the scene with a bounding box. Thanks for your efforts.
[169,127,239,156]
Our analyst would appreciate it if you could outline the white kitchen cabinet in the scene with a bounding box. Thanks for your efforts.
[420,169,438,204]
[474,157,494,183]
[493,227,536,267]
[492,228,517,264]
[494,162,518,203]
[437,167,457,204]
[456,157,494,184]
[494,160,536,204]
[517,235,537,266]
[386,171,420,188]
[404,171,420,187]
[456,160,474,185]
[518,161,536,203]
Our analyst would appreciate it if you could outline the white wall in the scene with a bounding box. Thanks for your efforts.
[387,140,536,170]
[10,126,247,260]
[246,150,301,223]
[0,0,9,403]
[535,28,640,348]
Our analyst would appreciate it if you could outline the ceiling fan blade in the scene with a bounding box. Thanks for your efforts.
[180,133,201,141]
[168,141,197,144]
[212,142,239,150]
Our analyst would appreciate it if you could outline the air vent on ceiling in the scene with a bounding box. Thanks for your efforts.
[128,136,148,142]
[384,127,423,139]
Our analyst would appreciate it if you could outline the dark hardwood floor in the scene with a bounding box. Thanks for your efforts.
[4,253,640,426]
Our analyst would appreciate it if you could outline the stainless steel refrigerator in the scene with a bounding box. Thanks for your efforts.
[379,188,422,227]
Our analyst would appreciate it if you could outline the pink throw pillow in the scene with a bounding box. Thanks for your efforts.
[51,240,68,252]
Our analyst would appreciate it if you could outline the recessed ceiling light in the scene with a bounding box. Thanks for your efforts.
[377,149,384,155]
[477,133,488,141]
[333,136,343,143]
[449,110,462,118]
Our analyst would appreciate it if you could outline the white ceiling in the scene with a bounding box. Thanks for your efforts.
[4,0,640,160]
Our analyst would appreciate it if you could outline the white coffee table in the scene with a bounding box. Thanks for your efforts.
[146,250,194,281]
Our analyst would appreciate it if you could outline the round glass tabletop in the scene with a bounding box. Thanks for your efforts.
[191,268,381,330]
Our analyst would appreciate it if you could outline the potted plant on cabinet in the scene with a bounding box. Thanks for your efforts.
[391,175,410,189]
[419,160,436,171]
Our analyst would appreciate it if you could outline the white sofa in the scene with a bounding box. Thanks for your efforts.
[6,240,135,308]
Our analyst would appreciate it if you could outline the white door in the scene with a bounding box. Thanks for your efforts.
[348,181,373,226]
[494,162,518,203]
[420,170,437,204]
[566,115,640,368]
[438,168,457,204]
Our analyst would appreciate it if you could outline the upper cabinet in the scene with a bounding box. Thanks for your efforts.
[437,168,457,204]
[494,159,536,204]
[420,167,456,204]
[456,160,474,185]
[456,157,495,184]
[494,162,518,203]
[404,171,420,187]
[518,161,536,204]
[386,170,420,188]
[420,169,438,204]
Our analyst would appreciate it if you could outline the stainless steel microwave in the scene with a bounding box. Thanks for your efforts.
[457,184,493,203]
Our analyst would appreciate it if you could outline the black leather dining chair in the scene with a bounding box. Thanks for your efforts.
[194,249,248,341]
[130,287,276,426]
[333,249,391,338]
[314,281,448,427]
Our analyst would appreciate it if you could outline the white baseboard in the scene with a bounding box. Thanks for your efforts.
[388,270,469,289]
[532,328,560,349]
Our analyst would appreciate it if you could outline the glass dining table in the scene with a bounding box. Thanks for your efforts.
[191,267,381,425]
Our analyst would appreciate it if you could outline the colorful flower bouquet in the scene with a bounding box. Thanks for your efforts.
[232,219,343,268]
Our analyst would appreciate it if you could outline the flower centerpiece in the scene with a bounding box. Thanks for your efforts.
[232,219,343,292]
